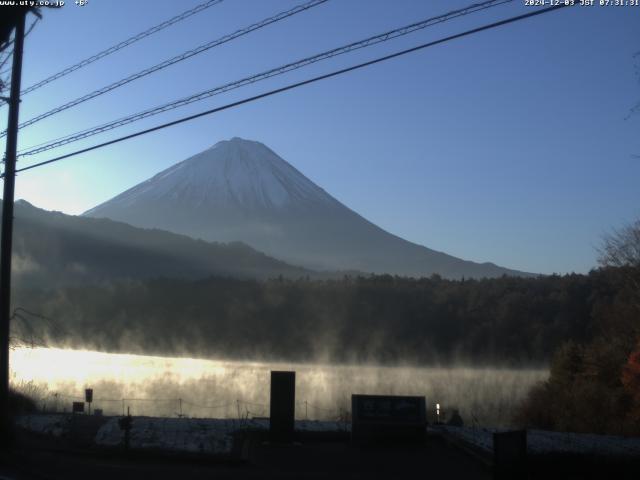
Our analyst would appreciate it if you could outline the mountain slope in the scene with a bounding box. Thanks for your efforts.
[9,199,311,288]
[85,137,532,279]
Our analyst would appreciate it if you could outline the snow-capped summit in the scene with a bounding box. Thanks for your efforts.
[86,137,336,213]
[84,138,530,278]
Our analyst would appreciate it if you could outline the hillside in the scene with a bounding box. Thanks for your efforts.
[9,199,311,288]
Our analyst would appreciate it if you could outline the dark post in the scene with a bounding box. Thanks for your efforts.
[85,388,93,415]
[493,430,527,479]
[118,407,132,451]
[269,371,295,442]
[0,10,27,443]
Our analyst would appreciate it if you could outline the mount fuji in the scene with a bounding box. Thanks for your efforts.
[84,137,530,279]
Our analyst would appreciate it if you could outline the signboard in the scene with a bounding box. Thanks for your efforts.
[269,371,295,442]
[351,394,426,444]
[72,401,84,413]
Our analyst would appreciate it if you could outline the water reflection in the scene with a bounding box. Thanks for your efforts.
[10,347,547,426]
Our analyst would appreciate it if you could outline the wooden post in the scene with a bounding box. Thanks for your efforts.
[0,11,26,445]
[269,371,295,442]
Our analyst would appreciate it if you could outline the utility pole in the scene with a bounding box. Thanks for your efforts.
[0,9,27,443]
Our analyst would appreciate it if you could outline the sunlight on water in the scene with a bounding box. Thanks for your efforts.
[10,346,547,426]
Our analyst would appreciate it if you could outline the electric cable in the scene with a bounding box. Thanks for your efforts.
[21,0,225,96]
[6,0,328,136]
[16,0,513,155]
[8,3,571,177]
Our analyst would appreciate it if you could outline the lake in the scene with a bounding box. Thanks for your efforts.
[10,346,547,427]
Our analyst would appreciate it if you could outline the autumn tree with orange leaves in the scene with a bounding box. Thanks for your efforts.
[622,342,640,422]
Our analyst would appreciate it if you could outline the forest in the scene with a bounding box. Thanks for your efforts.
[12,266,636,367]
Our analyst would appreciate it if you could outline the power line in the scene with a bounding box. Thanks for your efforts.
[0,60,11,83]
[0,50,13,74]
[5,0,328,137]
[8,3,572,178]
[24,17,39,39]
[20,0,224,96]
[15,0,510,153]
[0,40,13,55]
[16,0,513,157]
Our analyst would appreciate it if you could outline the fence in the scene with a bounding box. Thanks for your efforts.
[37,392,349,422]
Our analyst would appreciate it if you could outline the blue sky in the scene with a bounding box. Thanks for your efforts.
[1,0,639,275]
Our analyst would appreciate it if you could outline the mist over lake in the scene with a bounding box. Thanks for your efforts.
[10,347,546,427]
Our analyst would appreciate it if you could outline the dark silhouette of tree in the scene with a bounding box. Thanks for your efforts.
[599,218,640,269]
[515,218,640,434]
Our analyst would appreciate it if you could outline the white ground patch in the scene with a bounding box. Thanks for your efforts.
[95,417,245,454]
[435,425,640,458]
[20,415,640,458]
[17,414,349,455]
[15,414,71,437]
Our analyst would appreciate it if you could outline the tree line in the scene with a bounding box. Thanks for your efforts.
[12,267,634,368]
